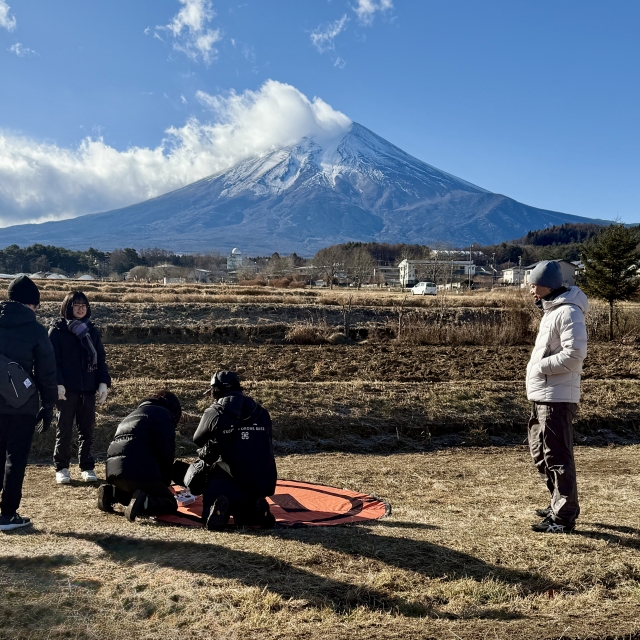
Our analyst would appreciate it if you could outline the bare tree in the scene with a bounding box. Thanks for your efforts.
[344,246,376,288]
[313,245,345,289]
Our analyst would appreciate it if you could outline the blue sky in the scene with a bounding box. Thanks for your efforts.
[0,0,638,227]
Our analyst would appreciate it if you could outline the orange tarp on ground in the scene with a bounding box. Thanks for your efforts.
[157,480,390,528]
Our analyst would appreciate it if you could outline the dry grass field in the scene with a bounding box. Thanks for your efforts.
[2,281,640,639]
[3,448,640,640]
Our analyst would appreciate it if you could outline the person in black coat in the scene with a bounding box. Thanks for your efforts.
[48,291,111,484]
[181,371,277,531]
[99,390,181,522]
[0,276,57,531]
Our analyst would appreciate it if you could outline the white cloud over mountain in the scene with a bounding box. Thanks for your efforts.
[152,0,220,64]
[0,81,351,226]
[0,0,16,31]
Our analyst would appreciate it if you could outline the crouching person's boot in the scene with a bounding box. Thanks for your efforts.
[97,484,115,513]
[125,490,148,522]
[233,497,276,529]
[205,495,230,531]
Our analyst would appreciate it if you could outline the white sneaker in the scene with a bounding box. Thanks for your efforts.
[81,470,99,483]
[56,469,71,484]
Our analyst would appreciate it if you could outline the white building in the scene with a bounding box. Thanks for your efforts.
[502,267,527,285]
[398,259,476,287]
[226,248,243,271]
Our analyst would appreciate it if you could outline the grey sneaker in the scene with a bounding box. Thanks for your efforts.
[531,516,574,534]
[0,513,32,531]
[55,469,71,484]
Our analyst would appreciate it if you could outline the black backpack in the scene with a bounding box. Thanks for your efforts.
[0,354,37,408]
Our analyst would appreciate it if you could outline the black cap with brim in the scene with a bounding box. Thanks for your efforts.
[204,370,241,395]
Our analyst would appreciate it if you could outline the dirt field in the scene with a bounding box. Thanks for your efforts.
[3,447,640,640]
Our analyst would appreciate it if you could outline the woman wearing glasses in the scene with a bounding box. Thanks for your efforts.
[48,291,111,484]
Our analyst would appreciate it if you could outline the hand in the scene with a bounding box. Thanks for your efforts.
[97,383,108,404]
[57,385,67,401]
[36,405,54,434]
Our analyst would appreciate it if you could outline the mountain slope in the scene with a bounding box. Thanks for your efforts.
[0,123,605,254]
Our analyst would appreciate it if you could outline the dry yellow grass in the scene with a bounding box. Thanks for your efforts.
[3,447,640,639]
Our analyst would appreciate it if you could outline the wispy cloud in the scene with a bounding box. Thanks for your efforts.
[310,15,348,53]
[0,0,16,31]
[151,0,221,64]
[0,81,352,226]
[9,43,37,57]
[353,0,393,25]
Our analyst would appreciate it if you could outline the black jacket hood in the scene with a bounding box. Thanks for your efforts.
[0,300,37,329]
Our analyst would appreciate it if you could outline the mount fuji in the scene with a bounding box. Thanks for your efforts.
[0,123,604,254]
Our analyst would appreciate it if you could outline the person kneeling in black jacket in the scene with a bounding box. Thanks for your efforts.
[98,390,181,522]
[181,371,277,531]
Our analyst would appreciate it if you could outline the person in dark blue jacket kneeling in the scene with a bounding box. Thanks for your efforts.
[187,371,277,531]
[99,389,181,522]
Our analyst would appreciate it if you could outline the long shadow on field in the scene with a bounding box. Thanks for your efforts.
[574,528,640,550]
[269,525,555,596]
[63,532,524,619]
[588,522,640,537]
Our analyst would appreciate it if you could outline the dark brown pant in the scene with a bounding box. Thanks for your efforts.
[528,402,580,526]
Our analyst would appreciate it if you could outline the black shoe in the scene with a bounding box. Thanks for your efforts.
[0,513,31,531]
[97,484,115,513]
[125,490,147,522]
[206,495,230,531]
[535,505,552,518]
[256,498,276,529]
[531,516,574,534]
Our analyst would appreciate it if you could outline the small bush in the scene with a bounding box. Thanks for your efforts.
[285,320,329,345]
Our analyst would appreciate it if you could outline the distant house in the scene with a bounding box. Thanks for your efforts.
[373,266,400,286]
[77,274,96,281]
[192,269,213,283]
[502,267,527,285]
[398,259,476,288]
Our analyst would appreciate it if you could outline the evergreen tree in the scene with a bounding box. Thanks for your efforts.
[580,224,640,340]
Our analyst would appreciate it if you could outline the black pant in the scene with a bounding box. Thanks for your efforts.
[54,391,96,471]
[201,466,263,525]
[0,414,37,516]
[108,477,178,516]
[528,402,580,526]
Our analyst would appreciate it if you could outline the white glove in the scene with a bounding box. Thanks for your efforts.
[97,383,109,404]
[57,385,67,401]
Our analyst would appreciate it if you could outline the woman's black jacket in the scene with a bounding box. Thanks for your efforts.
[48,319,110,393]
[193,391,277,498]
[106,402,176,486]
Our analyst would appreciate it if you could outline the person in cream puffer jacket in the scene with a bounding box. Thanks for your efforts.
[525,260,589,534]
[526,286,589,403]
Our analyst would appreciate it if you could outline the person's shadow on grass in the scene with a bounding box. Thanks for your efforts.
[63,530,534,619]
[268,523,557,598]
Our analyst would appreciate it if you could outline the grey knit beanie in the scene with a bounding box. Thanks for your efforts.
[527,260,563,289]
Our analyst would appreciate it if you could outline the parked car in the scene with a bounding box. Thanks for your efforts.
[411,281,437,296]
